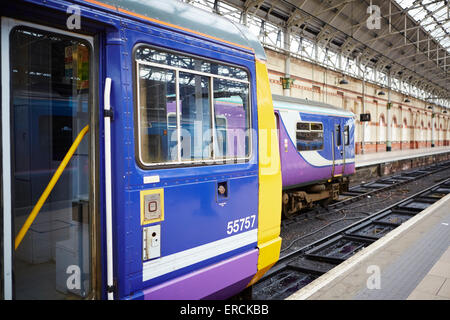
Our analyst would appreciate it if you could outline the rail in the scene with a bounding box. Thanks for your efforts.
[253,175,450,299]
[14,124,90,250]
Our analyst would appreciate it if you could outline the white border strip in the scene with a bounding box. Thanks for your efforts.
[142,229,257,282]
[1,17,13,300]
[287,192,450,300]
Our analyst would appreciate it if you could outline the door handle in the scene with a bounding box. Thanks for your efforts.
[104,77,114,300]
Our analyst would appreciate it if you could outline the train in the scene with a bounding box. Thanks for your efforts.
[274,95,355,218]
[0,0,354,300]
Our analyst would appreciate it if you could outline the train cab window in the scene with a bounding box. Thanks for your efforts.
[344,125,350,145]
[135,46,250,166]
[296,122,324,151]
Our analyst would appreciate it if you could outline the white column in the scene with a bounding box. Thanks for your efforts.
[283,28,291,97]
[431,107,435,147]
[361,64,366,155]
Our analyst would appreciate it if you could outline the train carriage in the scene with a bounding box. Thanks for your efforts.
[0,0,282,300]
[273,95,356,217]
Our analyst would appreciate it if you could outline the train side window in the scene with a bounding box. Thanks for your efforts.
[179,72,212,161]
[213,78,250,159]
[296,121,324,151]
[344,125,350,145]
[137,64,177,164]
[135,45,251,166]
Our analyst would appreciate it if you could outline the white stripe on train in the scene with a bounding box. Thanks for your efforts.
[142,229,258,282]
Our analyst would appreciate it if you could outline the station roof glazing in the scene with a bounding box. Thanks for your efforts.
[396,0,450,53]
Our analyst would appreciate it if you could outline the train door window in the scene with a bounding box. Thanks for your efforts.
[9,26,93,300]
[296,122,324,151]
[135,46,250,166]
[335,124,342,146]
[344,125,350,145]
[213,78,250,159]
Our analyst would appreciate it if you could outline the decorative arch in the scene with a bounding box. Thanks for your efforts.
[420,120,425,142]
[379,113,386,126]
[392,116,398,143]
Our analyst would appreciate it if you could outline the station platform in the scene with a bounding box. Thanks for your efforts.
[351,146,450,185]
[286,193,450,300]
[355,146,450,168]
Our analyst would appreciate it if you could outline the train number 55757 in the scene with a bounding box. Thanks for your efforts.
[226,215,256,235]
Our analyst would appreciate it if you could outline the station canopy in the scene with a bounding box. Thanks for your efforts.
[183,0,450,109]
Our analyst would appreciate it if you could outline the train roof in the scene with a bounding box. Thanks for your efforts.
[272,94,355,118]
[91,0,266,60]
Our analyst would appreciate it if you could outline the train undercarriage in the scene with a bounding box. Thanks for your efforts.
[282,177,350,218]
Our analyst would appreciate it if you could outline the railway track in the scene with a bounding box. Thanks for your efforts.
[281,160,450,228]
[252,165,450,300]
[336,160,450,208]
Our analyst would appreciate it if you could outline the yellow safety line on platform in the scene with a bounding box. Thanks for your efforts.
[14,125,90,250]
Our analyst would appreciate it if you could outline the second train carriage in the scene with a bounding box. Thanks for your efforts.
[273,95,356,217]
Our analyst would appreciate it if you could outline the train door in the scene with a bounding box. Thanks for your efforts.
[343,123,351,174]
[123,38,259,299]
[333,121,344,177]
[1,18,96,299]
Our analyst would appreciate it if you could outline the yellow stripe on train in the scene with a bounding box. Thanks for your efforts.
[247,60,282,286]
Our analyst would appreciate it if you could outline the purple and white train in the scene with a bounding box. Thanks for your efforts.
[273,95,356,217]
